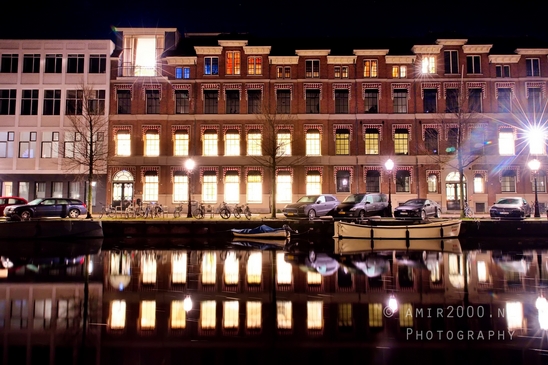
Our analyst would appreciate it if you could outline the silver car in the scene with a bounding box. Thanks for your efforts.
[282,194,340,219]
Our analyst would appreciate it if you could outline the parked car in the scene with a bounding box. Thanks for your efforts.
[4,198,88,221]
[282,194,340,219]
[331,193,389,219]
[489,197,531,219]
[394,198,442,220]
[0,196,28,216]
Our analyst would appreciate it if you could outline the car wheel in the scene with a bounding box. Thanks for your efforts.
[420,210,427,220]
[358,210,366,220]
[308,250,316,263]
[20,210,32,221]
[308,209,316,220]
[435,208,441,218]
[68,209,80,218]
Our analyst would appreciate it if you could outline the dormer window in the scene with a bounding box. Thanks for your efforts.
[392,66,407,78]
[205,57,219,75]
[421,56,436,74]
[305,60,320,78]
[248,56,262,75]
[226,51,241,75]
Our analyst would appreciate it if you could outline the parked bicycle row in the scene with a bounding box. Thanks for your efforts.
[99,201,252,219]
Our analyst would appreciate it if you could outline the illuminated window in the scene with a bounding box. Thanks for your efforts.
[306,129,321,156]
[19,131,36,158]
[247,130,262,156]
[175,90,189,114]
[204,57,219,75]
[277,301,292,329]
[200,301,216,329]
[338,303,352,327]
[306,172,321,195]
[57,299,78,329]
[334,65,349,78]
[466,55,481,74]
[248,56,262,75]
[335,129,350,155]
[335,90,348,114]
[364,89,378,113]
[396,170,411,193]
[368,303,383,327]
[173,173,188,203]
[224,130,240,156]
[477,261,488,283]
[171,252,187,284]
[132,37,157,76]
[52,182,63,198]
[421,56,436,74]
[506,302,523,330]
[307,301,323,330]
[224,173,240,204]
[247,172,262,203]
[201,252,216,285]
[305,60,320,78]
[392,65,407,78]
[276,66,291,79]
[33,299,52,329]
[336,170,351,193]
[109,300,126,329]
[41,131,59,158]
[202,173,217,203]
[365,129,379,155]
[393,89,408,113]
[174,131,189,156]
[246,301,262,329]
[144,131,159,156]
[140,301,156,330]
[224,252,239,285]
[116,131,131,156]
[444,50,459,74]
[473,173,484,193]
[203,130,218,156]
[307,271,321,285]
[427,174,438,193]
[277,131,291,156]
[276,252,292,284]
[143,172,158,202]
[498,130,515,156]
[141,253,157,284]
[425,128,439,154]
[276,173,292,203]
[399,303,413,327]
[364,60,378,77]
[226,90,240,114]
[226,51,241,75]
[394,129,409,155]
[223,301,239,329]
[170,301,186,329]
[526,58,540,77]
[366,170,380,193]
[246,252,262,284]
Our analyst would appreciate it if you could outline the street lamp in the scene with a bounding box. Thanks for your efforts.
[185,158,195,218]
[385,159,394,218]
[528,158,541,218]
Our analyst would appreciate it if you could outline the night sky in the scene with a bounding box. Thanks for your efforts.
[2,0,548,42]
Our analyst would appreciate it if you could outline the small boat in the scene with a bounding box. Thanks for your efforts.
[230,237,289,250]
[333,218,461,240]
[231,224,292,239]
[334,237,462,255]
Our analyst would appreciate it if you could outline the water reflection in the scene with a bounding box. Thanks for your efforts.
[1,238,548,364]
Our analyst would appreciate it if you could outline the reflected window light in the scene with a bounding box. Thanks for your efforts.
[109,300,126,329]
[223,301,239,329]
[276,252,292,284]
[506,302,523,330]
[170,300,186,329]
[224,252,239,285]
[246,252,262,284]
[338,303,352,328]
[171,252,187,284]
[277,301,292,329]
[307,301,323,330]
[448,254,464,289]
[369,303,383,327]
[399,303,413,327]
[536,297,548,330]
[307,271,322,285]
[200,301,216,329]
[201,252,216,284]
[477,261,488,283]
[141,253,157,284]
[140,300,156,330]
[246,301,262,329]
[88,259,93,274]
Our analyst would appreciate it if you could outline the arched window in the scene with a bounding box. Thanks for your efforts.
[427,173,438,193]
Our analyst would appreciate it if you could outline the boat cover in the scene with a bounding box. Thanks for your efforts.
[231,225,285,235]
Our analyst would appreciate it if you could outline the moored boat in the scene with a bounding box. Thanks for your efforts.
[231,224,291,239]
[333,218,461,240]
[333,237,462,255]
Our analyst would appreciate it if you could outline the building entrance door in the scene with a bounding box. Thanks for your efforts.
[112,170,134,209]
[445,172,467,211]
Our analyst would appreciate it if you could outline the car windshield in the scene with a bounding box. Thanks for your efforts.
[403,199,426,205]
[27,199,42,205]
[296,196,319,203]
[496,198,521,205]
[343,194,365,203]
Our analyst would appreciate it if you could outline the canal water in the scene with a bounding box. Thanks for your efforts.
[0,236,548,365]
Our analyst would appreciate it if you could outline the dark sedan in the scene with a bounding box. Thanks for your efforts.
[3,198,88,221]
[394,199,442,220]
[489,197,531,219]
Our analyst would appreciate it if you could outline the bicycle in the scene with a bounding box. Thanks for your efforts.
[234,203,252,220]
[192,202,206,219]
[173,203,184,218]
[217,201,231,219]
[99,203,115,218]
[464,201,474,218]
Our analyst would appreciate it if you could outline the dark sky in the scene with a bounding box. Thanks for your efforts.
[2,0,548,42]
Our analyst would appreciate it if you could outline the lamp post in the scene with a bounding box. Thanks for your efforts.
[185,159,195,218]
[528,158,541,218]
[385,159,394,218]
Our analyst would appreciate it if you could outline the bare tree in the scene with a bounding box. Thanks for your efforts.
[59,85,110,218]
[251,104,307,218]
